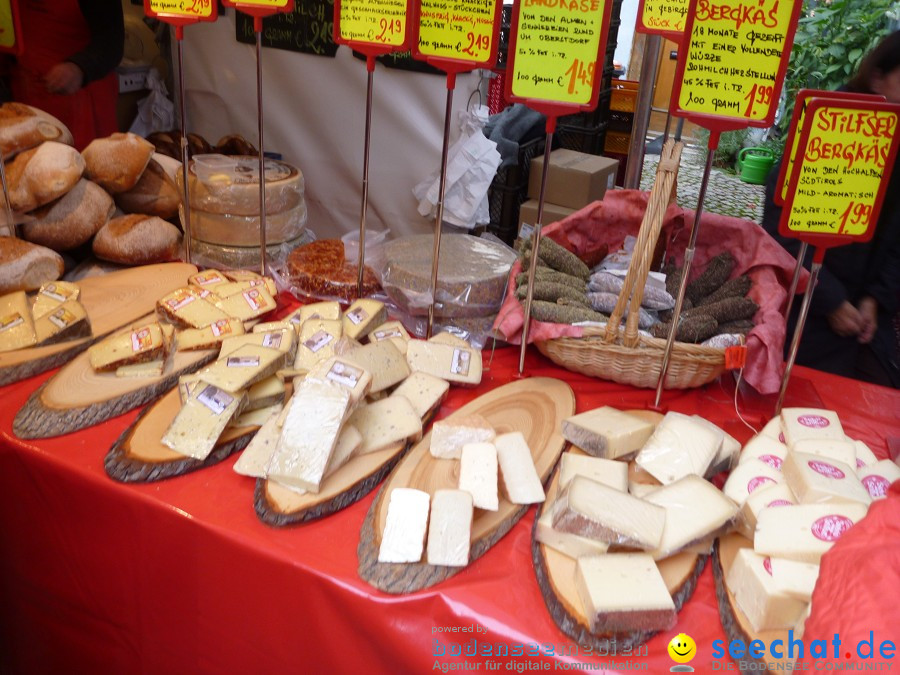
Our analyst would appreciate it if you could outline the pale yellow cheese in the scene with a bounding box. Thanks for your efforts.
[115,359,165,378]
[391,371,449,420]
[232,406,283,477]
[851,439,879,470]
[635,411,720,484]
[760,416,787,444]
[0,291,36,352]
[769,557,820,602]
[495,432,545,504]
[177,373,202,404]
[157,287,232,329]
[368,320,410,355]
[348,395,422,455]
[220,329,296,361]
[378,488,431,564]
[306,356,373,405]
[188,269,229,288]
[428,331,469,348]
[754,502,869,563]
[782,451,871,506]
[726,548,809,633]
[185,284,222,304]
[88,322,166,372]
[214,286,277,322]
[175,317,245,351]
[230,402,283,428]
[458,441,499,511]
[405,340,482,386]
[558,452,628,491]
[252,321,294,334]
[344,339,410,393]
[791,438,857,468]
[342,298,387,340]
[293,318,343,374]
[738,482,797,539]
[535,509,609,559]
[857,460,900,500]
[738,434,788,471]
[31,281,80,318]
[33,299,90,345]
[161,382,247,460]
[429,414,495,459]
[426,489,473,567]
[722,459,784,507]
[561,406,655,459]
[299,301,341,323]
[246,375,285,410]
[781,408,845,447]
[223,269,267,284]
[195,344,287,393]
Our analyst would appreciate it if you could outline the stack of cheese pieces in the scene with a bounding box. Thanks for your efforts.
[0,281,91,352]
[721,407,897,637]
[539,407,742,635]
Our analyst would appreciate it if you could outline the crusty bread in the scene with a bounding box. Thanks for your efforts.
[21,179,114,250]
[92,214,182,265]
[82,132,155,194]
[113,155,181,219]
[0,102,71,159]
[0,236,64,293]
[4,141,85,212]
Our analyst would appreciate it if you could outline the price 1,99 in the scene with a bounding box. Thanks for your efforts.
[839,201,873,234]
[744,83,774,118]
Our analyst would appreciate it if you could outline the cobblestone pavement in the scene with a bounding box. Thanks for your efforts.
[639,142,767,224]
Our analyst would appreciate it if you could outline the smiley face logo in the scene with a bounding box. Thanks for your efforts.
[668,633,697,668]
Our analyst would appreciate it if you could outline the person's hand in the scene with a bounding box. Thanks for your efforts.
[856,296,878,344]
[826,301,863,337]
[44,62,84,95]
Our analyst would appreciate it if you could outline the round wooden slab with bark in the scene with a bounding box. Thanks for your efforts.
[0,262,197,386]
[104,387,258,482]
[713,534,797,674]
[532,443,707,652]
[357,376,576,594]
[13,337,216,439]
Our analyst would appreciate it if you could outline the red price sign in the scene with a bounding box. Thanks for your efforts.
[145,0,217,25]
[0,0,23,55]
[334,0,412,55]
[222,0,294,21]
[410,0,503,74]
[636,0,689,38]
[779,98,900,248]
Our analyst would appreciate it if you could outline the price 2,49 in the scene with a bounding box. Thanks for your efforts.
[743,83,773,117]
[838,201,873,233]
[564,58,595,96]
[376,18,402,42]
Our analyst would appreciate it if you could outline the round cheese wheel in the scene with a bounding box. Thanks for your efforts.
[183,200,307,247]
[286,239,381,302]
[176,154,304,216]
[190,231,313,271]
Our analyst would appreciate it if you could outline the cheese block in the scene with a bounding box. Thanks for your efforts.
[426,489,473,567]
[298,301,342,324]
[246,375,285,410]
[342,298,387,340]
[230,402,282,428]
[157,288,232,329]
[535,509,609,559]
[738,482,797,539]
[188,269,229,289]
[575,553,677,634]
[347,395,422,455]
[782,451,871,506]
[429,414,495,459]
[851,439,879,470]
[214,286,277,323]
[780,408,845,447]
[344,339,410,393]
[769,557,820,602]
[428,331,470,348]
[368,320,410,355]
[377,488,431,564]
[306,356,373,405]
[0,291,36,352]
[558,452,628,491]
[405,340,482,386]
[760,416,787,444]
[266,378,351,492]
[31,280,80,318]
[693,416,741,476]
[628,482,661,499]
[188,202,306,247]
[754,502,869,563]
[635,411,720,484]
[561,406,654,459]
[726,549,809,633]
[88,322,166,372]
[115,359,165,378]
[738,434,787,471]
[223,269,267,284]
[195,344,287,393]
[252,321,294,335]
[265,425,363,492]
[458,442,499,511]
[213,278,278,299]
[33,299,90,345]
[391,371,449,420]
[791,438,857,468]
[552,476,666,549]
[177,373,202,404]
[176,317,245,351]
[495,432,545,505]
[185,285,222,304]
[722,458,784,507]
[161,383,247,460]
[644,474,738,559]
[293,318,342,374]
[220,329,296,361]
[232,407,283,478]
[855,460,900,500]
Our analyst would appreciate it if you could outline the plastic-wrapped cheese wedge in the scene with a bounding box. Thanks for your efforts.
[780,408,845,447]
[426,489,473,567]
[31,280,80,318]
[535,508,609,559]
[558,452,628,492]
[342,298,386,340]
[759,416,787,444]
[347,395,422,455]
[162,382,247,460]
[634,411,721,484]
[367,320,410,355]
[738,434,787,471]
[378,488,430,564]
[850,439,879,470]
[214,286,277,323]
[560,406,654,459]
[737,482,797,539]
[429,414,494,460]
[268,425,366,496]
[781,451,871,506]
[754,502,869,563]
[458,442,499,511]
[857,460,900,500]
[293,318,342,374]
[195,343,287,393]
[344,339,410,393]
[769,557,820,602]
[306,356,373,405]
[723,458,784,507]
[694,415,741,476]
[405,340,482,386]
[726,548,808,632]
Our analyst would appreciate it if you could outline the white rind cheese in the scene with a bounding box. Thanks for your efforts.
[560,406,654,459]
[780,408,845,447]
[855,459,900,500]
[405,340,482,386]
[693,415,741,476]
[754,502,869,563]
[378,488,431,564]
[495,432,545,505]
[426,489,473,567]
[769,557,820,602]
[738,435,788,471]
[781,451,871,506]
[635,411,720,484]
[726,548,809,632]
[458,442,499,511]
[429,414,495,459]
[738,482,797,540]
[791,438,857,468]
[850,439,879,470]
[162,383,247,460]
[558,452,628,492]
[722,459,784,507]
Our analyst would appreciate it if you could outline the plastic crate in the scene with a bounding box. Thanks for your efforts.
[487,136,546,244]
[604,129,632,154]
[609,109,634,133]
[610,79,639,113]
[557,121,609,155]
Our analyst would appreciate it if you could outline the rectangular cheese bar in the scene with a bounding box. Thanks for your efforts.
[391,371,449,420]
[575,553,676,634]
[726,548,809,633]
[495,432,545,505]
[738,482,797,539]
[535,509,609,559]
[0,291,36,352]
[781,408,845,447]
[31,280,80,318]
[429,414,495,459]
[405,340,482,386]
[558,452,628,492]
[220,329,296,360]
[347,395,422,455]
[33,299,90,345]
[161,383,247,460]
[196,344,287,393]
[723,458,784,507]
[214,286,277,322]
[293,318,343,374]
[459,442,499,511]
[157,288,231,329]
[115,359,165,378]
[561,406,654,459]
[88,322,166,372]
[345,339,410,393]
[635,411,721,484]
[782,451,871,506]
[232,405,283,477]
[552,475,666,549]
[426,489,473,567]
[175,317,245,351]
[858,460,900,500]
[378,488,431,563]
[342,298,387,340]
[306,356,373,405]
[754,502,869,563]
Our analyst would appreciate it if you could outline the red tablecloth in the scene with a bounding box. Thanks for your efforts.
[0,345,897,674]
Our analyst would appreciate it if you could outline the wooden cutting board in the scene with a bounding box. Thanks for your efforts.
[13,327,216,439]
[0,262,197,386]
[105,387,259,482]
[357,376,575,594]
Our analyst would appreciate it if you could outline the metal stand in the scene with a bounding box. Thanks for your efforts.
[776,258,822,413]
[255,26,268,276]
[783,241,808,321]
[175,31,192,263]
[356,56,376,298]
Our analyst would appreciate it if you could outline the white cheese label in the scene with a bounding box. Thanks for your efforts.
[810,515,854,542]
[227,355,261,368]
[210,319,231,337]
[373,328,402,340]
[197,384,234,415]
[289,315,303,325]
[451,348,471,376]
[242,289,265,311]
[0,313,24,333]
[261,332,283,349]
[326,361,362,389]
[304,330,334,353]
[165,293,196,312]
[346,307,368,325]
[131,327,153,352]
[48,308,75,329]
[194,271,225,286]
[41,285,72,302]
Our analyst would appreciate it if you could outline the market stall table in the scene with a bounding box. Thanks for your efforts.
[1,344,897,673]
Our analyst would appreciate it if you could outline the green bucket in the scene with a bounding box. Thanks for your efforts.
[736,147,775,185]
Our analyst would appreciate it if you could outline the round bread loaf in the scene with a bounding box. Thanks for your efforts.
[21,179,114,250]
[0,103,73,158]
[0,236,64,293]
[184,200,307,246]
[82,132,155,194]
[286,239,380,302]
[215,134,257,156]
[4,141,85,212]
[114,155,181,219]
[93,214,182,265]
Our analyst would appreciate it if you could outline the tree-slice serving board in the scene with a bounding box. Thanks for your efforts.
[13,328,216,439]
[104,387,259,482]
[713,534,796,673]
[0,262,198,386]
[358,376,576,594]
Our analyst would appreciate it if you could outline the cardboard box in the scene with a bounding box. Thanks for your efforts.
[518,199,576,235]
[528,149,619,209]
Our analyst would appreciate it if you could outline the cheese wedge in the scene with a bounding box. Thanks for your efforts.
[769,557,820,602]
[628,482,661,499]
[33,299,90,345]
[694,416,741,476]
[176,317,245,351]
[31,281,80,318]
[782,451,871,506]
[157,288,232,329]
[293,318,342,373]
[851,439,879,470]
[781,408,845,447]
[738,434,787,470]
[342,298,387,340]
[220,329,296,361]
[344,339,411,393]
[161,383,247,460]
[88,322,166,372]
[177,373,202,404]
[348,395,422,455]
[246,375,285,410]
[760,416,787,444]
[558,452,628,491]
[635,411,720,484]
[391,371,449,420]
[458,442,499,511]
[188,269,229,288]
[223,269,267,283]
[405,340,482,386]
[495,432,545,505]
[429,414,495,459]
[368,320,410,355]
[0,291,36,352]
[855,459,900,500]
[252,321,294,335]
[722,459,784,507]
[299,301,342,324]
[726,548,809,633]
[428,331,469,348]
[115,359,165,378]
[378,488,431,564]
[215,286,277,322]
[552,476,665,549]
[575,553,677,634]
[195,344,287,393]
[738,482,797,539]
[535,509,609,559]
[754,502,869,563]
[561,406,655,459]
[232,406,283,477]
[791,438,857,468]
[266,425,363,497]
[306,356,373,405]
[426,489,473,567]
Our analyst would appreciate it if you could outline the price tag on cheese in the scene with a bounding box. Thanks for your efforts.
[334,0,412,52]
[636,0,689,37]
[411,0,503,70]
[504,0,612,110]
[0,0,23,55]
[671,0,802,130]
[779,98,900,246]
[144,0,217,23]
[773,90,885,206]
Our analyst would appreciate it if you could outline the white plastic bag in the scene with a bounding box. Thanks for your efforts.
[129,68,175,137]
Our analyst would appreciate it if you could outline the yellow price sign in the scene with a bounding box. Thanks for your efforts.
[146,0,215,20]
[637,0,689,36]
[0,0,20,53]
[337,0,407,48]
[508,0,608,106]
[416,0,496,63]
[229,0,290,6]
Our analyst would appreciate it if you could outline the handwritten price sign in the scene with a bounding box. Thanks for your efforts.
[671,0,802,130]
[0,0,23,54]
[145,0,215,21]
[637,0,689,37]
[413,0,501,68]
[335,0,410,50]
[505,0,611,110]
[779,98,900,246]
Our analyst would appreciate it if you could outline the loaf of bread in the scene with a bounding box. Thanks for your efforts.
[92,214,182,265]
[0,236,64,293]
[82,132,155,194]
[286,239,380,301]
[114,155,181,219]
[215,134,257,156]
[0,103,73,158]
[4,141,85,212]
[21,179,114,250]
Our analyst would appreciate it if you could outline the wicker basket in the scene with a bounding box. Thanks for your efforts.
[534,141,727,389]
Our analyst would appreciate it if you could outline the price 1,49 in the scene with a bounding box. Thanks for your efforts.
[838,201,873,234]
[744,83,774,117]
[375,17,402,42]
[564,58,594,96]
